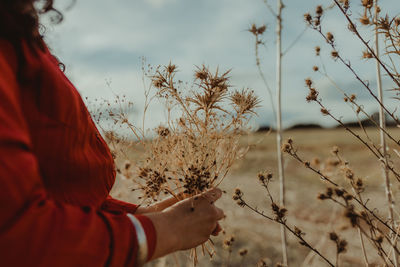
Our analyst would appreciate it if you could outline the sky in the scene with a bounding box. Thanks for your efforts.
[42,0,400,130]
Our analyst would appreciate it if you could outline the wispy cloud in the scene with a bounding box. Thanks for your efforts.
[44,0,400,130]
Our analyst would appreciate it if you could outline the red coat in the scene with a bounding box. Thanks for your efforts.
[0,39,156,267]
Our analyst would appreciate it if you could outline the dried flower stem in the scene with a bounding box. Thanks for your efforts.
[284,141,397,235]
[374,1,398,266]
[254,33,277,121]
[315,99,400,183]
[275,1,289,265]
[331,0,400,89]
[312,26,400,126]
[316,60,400,146]
[357,227,369,267]
[235,190,334,267]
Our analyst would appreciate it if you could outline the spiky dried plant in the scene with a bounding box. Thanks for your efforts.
[127,64,259,203]
[102,63,259,264]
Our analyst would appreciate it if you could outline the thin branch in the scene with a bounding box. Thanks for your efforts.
[239,200,335,267]
[262,0,277,17]
[282,26,308,56]
[275,0,289,265]
[283,141,398,234]
[331,0,400,89]
[374,1,398,266]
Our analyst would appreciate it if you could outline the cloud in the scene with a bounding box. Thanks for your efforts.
[146,0,177,8]
[43,0,400,130]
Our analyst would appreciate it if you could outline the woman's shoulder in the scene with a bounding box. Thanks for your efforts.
[0,38,49,74]
[0,38,19,74]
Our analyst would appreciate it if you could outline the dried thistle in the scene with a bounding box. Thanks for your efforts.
[124,64,260,203]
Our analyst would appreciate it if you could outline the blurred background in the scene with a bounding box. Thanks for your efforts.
[43,0,400,131]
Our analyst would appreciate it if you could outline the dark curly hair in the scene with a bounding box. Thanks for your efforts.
[0,0,63,47]
[0,0,65,78]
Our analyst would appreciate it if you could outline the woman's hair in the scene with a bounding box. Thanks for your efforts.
[0,0,65,78]
[0,0,63,47]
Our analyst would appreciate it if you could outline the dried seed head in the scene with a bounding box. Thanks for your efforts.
[305,78,313,87]
[338,239,348,253]
[395,18,400,27]
[239,248,248,256]
[344,194,353,201]
[306,88,318,102]
[257,25,267,35]
[320,108,329,116]
[152,75,166,88]
[347,22,357,33]
[326,32,334,43]
[359,15,370,25]
[355,178,364,192]
[223,236,235,250]
[271,203,287,220]
[294,226,302,236]
[271,203,280,212]
[329,232,338,241]
[257,259,268,267]
[361,0,373,8]
[326,187,334,197]
[230,89,261,115]
[166,63,177,74]
[233,188,243,202]
[362,50,373,59]
[344,168,354,180]
[313,66,319,72]
[315,46,321,56]
[304,13,313,24]
[316,5,323,16]
[345,206,358,226]
[124,161,131,170]
[340,0,349,9]
[194,65,209,80]
[236,200,246,207]
[360,211,368,219]
[335,188,344,197]
[331,50,339,59]
[234,188,242,196]
[376,235,384,244]
[156,126,170,137]
[281,143,291,153]
[249,24,258,35]
[258,171,273,183]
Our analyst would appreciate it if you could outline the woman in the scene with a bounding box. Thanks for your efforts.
[0,1,224,266]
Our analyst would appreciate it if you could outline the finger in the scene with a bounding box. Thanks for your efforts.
[211,223,222,236]
[154,195,180,211]
[202,188,222,203]
[214,206,225,220]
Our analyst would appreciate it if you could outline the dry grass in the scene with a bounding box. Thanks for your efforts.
[110,127,400,266]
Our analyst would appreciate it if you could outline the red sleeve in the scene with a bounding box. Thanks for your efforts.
[101,196,139,214]
[0,41,155,267]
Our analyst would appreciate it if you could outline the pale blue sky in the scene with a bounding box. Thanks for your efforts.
[43,0,400,129]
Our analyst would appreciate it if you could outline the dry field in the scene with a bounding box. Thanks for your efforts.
[110,127,400,267]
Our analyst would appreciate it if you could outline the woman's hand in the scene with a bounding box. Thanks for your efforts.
[135,195,180,214]
[145,188,225,260]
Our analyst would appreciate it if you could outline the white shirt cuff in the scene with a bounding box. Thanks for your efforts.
[127,213,148,266]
